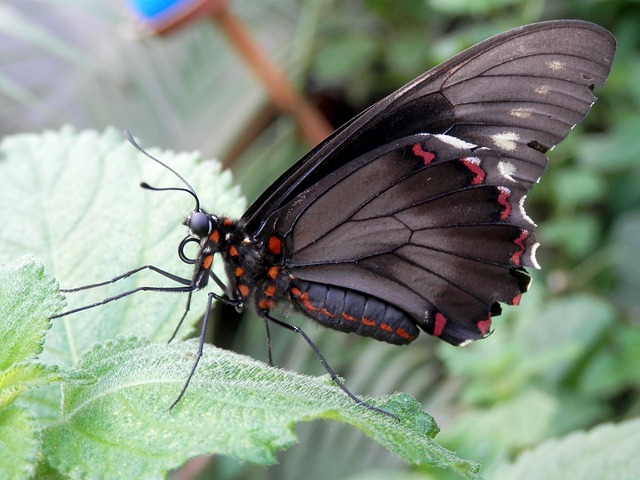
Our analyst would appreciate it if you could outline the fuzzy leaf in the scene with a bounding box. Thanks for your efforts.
[0,406,40,479]
[494,418,640,480]
[42,336,480,479]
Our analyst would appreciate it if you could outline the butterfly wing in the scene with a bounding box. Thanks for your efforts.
[267,134,533,344]
[242,20,615,236]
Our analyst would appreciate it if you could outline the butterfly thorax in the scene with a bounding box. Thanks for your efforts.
[191,213,290,312]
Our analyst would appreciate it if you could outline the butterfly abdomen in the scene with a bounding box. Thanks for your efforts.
[290,280,420,344]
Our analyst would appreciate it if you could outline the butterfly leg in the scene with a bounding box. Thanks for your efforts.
[262,312,399,420]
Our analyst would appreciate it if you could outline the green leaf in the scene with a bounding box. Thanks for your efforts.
[0,257,64,370]
[0,406,40,479]
[42,336,480,479]
[0,127,246,370]
[0,257,66,410]
[494,417,640,480]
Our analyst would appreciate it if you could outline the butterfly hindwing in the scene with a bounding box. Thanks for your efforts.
[276,134,534,345]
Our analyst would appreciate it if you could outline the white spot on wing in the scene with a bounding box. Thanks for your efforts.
[491,132,519,152]
[518,194,535,226]
[509,108,532,118]
[535,85,551,95]
[546,60,566,71]
[435,134,476,149]
[498,160,517,182]
[530,242,541,269]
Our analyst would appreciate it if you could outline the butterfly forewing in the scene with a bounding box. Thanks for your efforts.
[243,20,615,233]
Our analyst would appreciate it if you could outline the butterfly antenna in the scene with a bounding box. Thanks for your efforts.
[124,130,201,211]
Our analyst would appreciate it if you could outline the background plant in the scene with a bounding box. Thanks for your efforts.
[1,0,639,479]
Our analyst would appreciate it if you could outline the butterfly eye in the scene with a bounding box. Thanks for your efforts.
[189,211,210,237]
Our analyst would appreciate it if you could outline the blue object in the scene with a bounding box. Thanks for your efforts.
[129,0,194,19]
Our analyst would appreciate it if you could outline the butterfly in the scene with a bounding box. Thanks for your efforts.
[55,20,615,412]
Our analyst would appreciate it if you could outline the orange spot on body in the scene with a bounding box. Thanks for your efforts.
[234,267,245,277]
[237,284,250,297]
[380,323,393,333]
[209,230,219,243]
[342,312,357,322]
[258,298,274,310]
[300,293,319,312]
[290,287,302,297]
[268,236,282,255]
[395,327,414,341]
[320,308,334,318]
[268,266,279,279]
[202,255,213,269]
[223,218,233,226]
[361,317,376,328]
[265,285,277,297]
[228,245,238,257]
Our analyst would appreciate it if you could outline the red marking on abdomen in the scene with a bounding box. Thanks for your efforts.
[396,327,415,341]
[434,312,447,337]
[361,317,376,328]
[342,312,357,322]
[497,187,512,220]
[511,230,529,267]
[412,143,436,165]
[461,158,485,185]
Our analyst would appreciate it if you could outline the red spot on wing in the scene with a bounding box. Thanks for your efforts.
[497,187,512,220]
[412,143,436,165]
[511,230,529,267]
[461,157,486,185]
[434,312,447,337]
[477,317,492,335]
[512,293,522,306]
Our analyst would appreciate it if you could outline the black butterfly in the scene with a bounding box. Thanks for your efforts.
[55,20,615,412]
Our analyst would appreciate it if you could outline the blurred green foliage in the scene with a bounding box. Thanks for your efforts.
[2,0,639,479]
